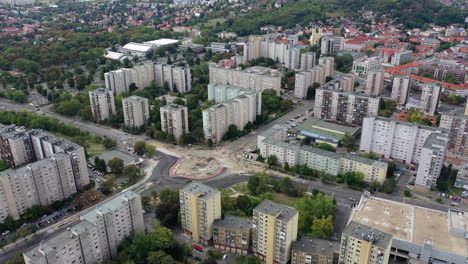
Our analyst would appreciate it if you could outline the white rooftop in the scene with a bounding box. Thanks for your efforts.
[122,42,152,52]
[144,38,179,46]
[105,51,127,60]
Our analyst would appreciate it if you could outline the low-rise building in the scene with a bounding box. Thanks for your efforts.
[321,36,344,54]
[352,57,383,75]
[213,215,252,254]
[291,237,339,264]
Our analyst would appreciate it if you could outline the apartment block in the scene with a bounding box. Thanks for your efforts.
[213,215,252,254]
[465,103,468,116]
[314,88,381,126]
[122,95,150,129]
[89,88,116,121]
[420,82,442,115]
[439,113,468,159]
[154,64,192,93]
[294,66,326,99]
[360,116,448,189]
[391,75,411,104]
[300,52,316,70]
[243,38,290,65]
[160,104,189,140]
[207,84,262,115]
[365,71,384,96]
[180,182,221,244]
[291,237,339,264]
[203,93,258,143]
[339,221,392,264]
[318,56,334,78]
[285,47,300,70]
[209,63,282,95]
[0,125,35,168]
[252,200,299,264]
[24,191,144,263]
[352,57,383,74]
[258,133,388,184]
[391,50,413,66]
[321,36,344,54]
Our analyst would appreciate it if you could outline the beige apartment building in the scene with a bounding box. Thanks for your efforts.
[24,191,144,264]
[252,200,299,264]
[213,215,252,254]
[291,237,339,264]
[160,103,189,140]
[122,95,150,129]
[391,75,411,104]
[420,82,442,115]
[365,71,384,96]
[339,221,393,264]
[180,182,221,244]
[89,88,116,121]
[209,63,282,95]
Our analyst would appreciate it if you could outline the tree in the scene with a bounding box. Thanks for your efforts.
[267,155,278,168]
[0,159,10,172]
[403,190,412,198]
[142,195,151,208]
[317,143,336,152]
[310,215,334,239]
[172,98,185,106]
[102,138,117,149]
[134,141,146,155]
[235,255,262,264]
[363,152,379,160]
[94,157,107,173]
[147,250,175,264]
[145,144,156,157]
[159,189,179,204]
[341,133,356,151]
[123,165,143,183]
[277,177,293,194]
[223,124,241,141]
[343,172,365,187]
[295,193,336,234]
[247,173,269,195]
[108,157,124,174]
[6,253,25,264]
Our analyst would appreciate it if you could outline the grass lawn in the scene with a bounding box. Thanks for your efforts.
[272,192,298,207]
[87,142,106,157]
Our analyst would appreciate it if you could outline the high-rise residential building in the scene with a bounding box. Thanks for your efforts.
[360,116,448,189]
[352,57,383,74]
[420,82,442,115]
[207,84,262,115]
[318,56,334,78]
[122,95,150,129]
[0,125,35,168]
[252,200,299,264]
[180,182,221,244]
[391,50,413,65]
[285,47,300,70]
[243,38,291,66]
[339,221,393,264]
[203,93,258,143]
[0,153,76,221]
[314,88,381,126]
[209,63,282,95]
[300,52,316,70]
[213,215,252,254]
[24,191,144,264]
[291,237,339,264]
[89,88,116,121]
[465,103,468,116]
[391,75,412,104]
[154,64,192,93]
[365,71,384,96]
[439,113,468,158]
[105,62,155,94]
[294,66,326,99]
[160,104,189,140]
[321,36,344,54]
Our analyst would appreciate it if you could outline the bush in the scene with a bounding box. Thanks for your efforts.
[403,190,412,198]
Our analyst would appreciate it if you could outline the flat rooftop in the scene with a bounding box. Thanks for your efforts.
[213,215,252,233]
[254,199,298,222]
[350,196,467,256]
[181,182,219,201]
[292,236,339,256]
[296,117,360,143]
[91,149,142,168]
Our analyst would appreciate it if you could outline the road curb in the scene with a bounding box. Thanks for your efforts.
[169,158,225,180]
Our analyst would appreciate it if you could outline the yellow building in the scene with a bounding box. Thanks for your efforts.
[340,155,388,184]
[179,182,221,245]
[291,237,339,264]
[339,221,392,264]
[252,200,299,264]
[309,27,323,46]
[213,215,252,254]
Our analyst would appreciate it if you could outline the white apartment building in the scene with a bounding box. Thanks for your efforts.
[352,57,383,74]
[207,84,262,115]
[294,66,326,99]
[321,36,344,54]
[0,125,35,168]
[252,200,299,264]
[154,64,192,93]
[243,38,289,64]
[203,93,258,143]
[300,52,316,70]
[160,104,189,140]
[360,116,448,189]
[391,50,413,66]
[314,89,381,125]
[420,82,442,115]
[24,191,144,264]
[0,153,76,221]
[122,95,150,129]
[89,88,116,121]
[391,75,412,104]
[285,47,300,70]
[365,71,384,96]
[209,63,282,95]
[180,182,221,244]
[318,56,334,78]
[439,113,468,158]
